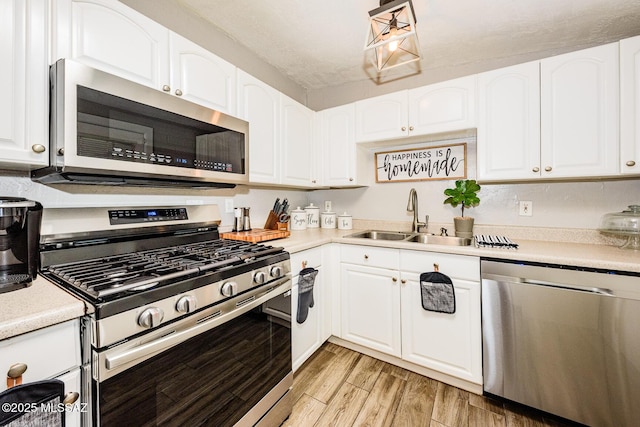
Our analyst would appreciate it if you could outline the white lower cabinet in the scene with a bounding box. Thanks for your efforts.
[339,244,482,385]
[290,247,326,371]
[0,319,82,426]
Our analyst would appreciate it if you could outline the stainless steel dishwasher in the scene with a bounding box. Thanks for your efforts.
[481,259,640,427]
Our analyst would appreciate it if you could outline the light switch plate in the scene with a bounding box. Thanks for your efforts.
[224,198,234,213]
[324,201,332,212]
[519,201,533,216]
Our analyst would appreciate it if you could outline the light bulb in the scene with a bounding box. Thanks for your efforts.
[387,26,399,52]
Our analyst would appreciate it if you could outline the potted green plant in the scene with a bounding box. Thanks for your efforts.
[443,179,481,237]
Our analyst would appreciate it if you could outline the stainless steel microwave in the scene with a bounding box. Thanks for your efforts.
[32,59,249,188]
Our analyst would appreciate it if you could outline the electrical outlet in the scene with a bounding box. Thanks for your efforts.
[519,201,533,216]
[224,198,234,213]
[324,200,332,212]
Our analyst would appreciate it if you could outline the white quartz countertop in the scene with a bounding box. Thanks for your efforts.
[0,276,86,340]
[273,227,640,274]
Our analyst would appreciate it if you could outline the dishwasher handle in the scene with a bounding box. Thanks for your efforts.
[482,273,615,296]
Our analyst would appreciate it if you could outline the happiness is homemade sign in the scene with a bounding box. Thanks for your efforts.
[375,143,467,183]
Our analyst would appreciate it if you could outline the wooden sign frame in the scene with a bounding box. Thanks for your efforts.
[375,143,467,183]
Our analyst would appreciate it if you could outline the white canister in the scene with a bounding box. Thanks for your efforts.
[305,203,320,228]
[321,211,336,229]
[290,207,307,231]
[338,212,353,230]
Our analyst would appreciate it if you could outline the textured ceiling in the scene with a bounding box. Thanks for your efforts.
[175,0,640,91]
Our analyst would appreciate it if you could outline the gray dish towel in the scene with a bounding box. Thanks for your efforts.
[0,379,65,426]
[420,270,456,314]
[297,267,318,324]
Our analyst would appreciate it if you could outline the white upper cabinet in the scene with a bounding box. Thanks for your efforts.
[621,35,640,175]
[408,75,476,136]
[55,0,236,114]
[477,61,541,181]
[0,0,49,169]
[540,43,619,178]
[169,33,236,114]
[355,91,408,142]
[321,104,368,187]
[280,94,318,187]
[355,76,476,143]
[237,70,281,184]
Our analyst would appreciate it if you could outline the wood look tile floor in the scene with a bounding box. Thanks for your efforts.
[283,343,580,427]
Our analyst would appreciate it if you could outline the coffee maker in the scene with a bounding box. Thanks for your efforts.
[0,198,43,293]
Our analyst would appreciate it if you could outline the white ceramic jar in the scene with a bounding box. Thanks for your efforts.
[320,211,336,229]
[305,203,320,228]
[290,207,307,231]
[338,212,353,230]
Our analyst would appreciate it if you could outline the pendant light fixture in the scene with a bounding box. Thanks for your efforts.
[365,0,421,72]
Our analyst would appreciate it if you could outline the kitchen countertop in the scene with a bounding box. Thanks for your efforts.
[3,226,638,341]
[0,276,87,340]
[273,227,640,274]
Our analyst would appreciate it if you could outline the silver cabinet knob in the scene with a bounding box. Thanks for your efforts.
[7,363,28,379]
[57,148,65,156]
[401,126,406,132]
[175,89,183,96]
[138,307,164,329]
[409,126,414,131]
[31,144,46,153]
[545,166,552,172]
[253,271,267,285]
[364,254,369,260]
[63,392,80,405]
[401,279,407,284]
[270,266,283,278]
[392,277,398,282]
[626,160,636,167]
[162,85,171,92]
[349,177,354,182]
[532,167,540,173]
[175,295,197,314]
[221,281,238,297]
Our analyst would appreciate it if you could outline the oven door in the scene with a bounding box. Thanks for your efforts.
[93,281,292,427]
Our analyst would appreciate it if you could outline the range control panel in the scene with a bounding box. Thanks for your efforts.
[109,208,188,225]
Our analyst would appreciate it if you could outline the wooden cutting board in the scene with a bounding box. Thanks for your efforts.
[220,228,290,243]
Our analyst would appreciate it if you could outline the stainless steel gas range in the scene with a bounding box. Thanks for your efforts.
[39,205,293,427]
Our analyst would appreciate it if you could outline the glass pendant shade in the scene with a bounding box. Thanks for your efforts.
[365,0,421,71]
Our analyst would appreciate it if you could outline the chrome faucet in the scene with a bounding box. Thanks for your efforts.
[406,188,428,233]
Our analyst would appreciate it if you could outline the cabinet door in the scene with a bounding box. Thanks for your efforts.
[70,0,169,89]
[477,61,541,181]
[400,273,482,384]
[0,0,49,169]
[56,368,82,427]
[621,35,640,175]
[169,32,236,115]
[321,104,357,186]
[355,91,408,142]
[291,268,323,371]
[409,75,477,136]
[237,70,280,184]
[281,95,317,187]
[540,43,619,178]
[340,263,401,357]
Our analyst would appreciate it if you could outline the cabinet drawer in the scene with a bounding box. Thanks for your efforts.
[341,245,399,270]
[400,250,480,281]
[0,320,81,392]
[290,247,322,273]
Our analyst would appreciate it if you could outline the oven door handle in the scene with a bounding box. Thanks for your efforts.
[104,281,290,373]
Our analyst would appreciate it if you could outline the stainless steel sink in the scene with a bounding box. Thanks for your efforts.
[344,230,472,246]
[345,230,415,241]
[406,233,471,246]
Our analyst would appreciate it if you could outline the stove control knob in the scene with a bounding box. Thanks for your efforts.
[221,281,238,297]
[176,295,197,314]
[253,271,267,285]
[270,266,283,278]
[138,307,164,329]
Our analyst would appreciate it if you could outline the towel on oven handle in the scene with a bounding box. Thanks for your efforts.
[297,267,318,324]
[420,271,455,314]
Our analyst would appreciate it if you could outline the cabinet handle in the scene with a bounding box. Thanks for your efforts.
[175,89,183,96]
[392,277,398,282]
[349,177,354,182]
[63,392,80,405]
[364,254,369,260]
[409,126,414,131]
[627,160,636,167]
[312,180,317,184]
[532,167,540,173]
[7,363,27,378]
[31,144,46,153]
[162,85,171,92]
[400,279,406,284]
[544,166,552,172]
[401,126,406,132]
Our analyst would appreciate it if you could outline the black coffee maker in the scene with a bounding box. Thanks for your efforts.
[0,197,43,293]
